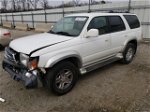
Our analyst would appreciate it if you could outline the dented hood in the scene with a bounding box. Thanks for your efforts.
[10,33,72,55]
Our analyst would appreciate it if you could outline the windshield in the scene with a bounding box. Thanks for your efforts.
[49,16,88,37]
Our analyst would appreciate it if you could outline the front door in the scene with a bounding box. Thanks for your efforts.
[81,16,111,66]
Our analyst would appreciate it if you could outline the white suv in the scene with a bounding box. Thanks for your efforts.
[2,13,142,95]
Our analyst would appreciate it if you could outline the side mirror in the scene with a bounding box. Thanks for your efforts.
[86,29,99,38]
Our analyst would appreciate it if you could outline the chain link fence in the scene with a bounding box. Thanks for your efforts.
[0,0,150,38]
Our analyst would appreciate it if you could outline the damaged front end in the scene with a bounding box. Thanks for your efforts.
[2,47,41,88]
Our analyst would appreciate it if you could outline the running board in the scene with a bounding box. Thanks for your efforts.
[80,57,120,74]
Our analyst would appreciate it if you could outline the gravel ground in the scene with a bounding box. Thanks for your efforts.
[0,29,150,112]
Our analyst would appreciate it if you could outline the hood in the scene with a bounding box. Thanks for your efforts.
[10,33,72,55]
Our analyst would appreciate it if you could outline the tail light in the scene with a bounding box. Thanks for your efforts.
[3,32,11,37]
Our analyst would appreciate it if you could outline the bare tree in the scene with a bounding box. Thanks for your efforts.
[40,0,50,9]
[34,0,40,10]
[101,0,106,4]
[1,0,9,12]
[26,0,34,10]
[24,0,41,10]
[73,0,80,6]
[90,0,95,4]
[11,0,17,11]
[15,0,21,11]
[19,0,26,11]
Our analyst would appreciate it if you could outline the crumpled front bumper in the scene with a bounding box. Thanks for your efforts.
[2,59,38,88]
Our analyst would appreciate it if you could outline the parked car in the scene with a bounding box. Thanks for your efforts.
[0,28,12,49]
[2,12,142,95]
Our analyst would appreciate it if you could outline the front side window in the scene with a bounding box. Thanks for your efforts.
[49,16,88,37]
[108,16,126,32]
[87,16,108,35]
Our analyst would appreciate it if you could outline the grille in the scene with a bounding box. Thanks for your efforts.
[4,47,19,63]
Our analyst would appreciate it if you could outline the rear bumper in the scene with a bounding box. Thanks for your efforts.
[2,59,38,88]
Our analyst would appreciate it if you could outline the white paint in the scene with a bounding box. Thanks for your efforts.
[10,33,72,55]
[10,13,142,68]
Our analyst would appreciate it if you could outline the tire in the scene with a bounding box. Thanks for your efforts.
[45,61,78,95]
[121,43,136,64]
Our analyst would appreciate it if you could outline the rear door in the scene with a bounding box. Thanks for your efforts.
[123,15,141,41]
[108,16,127,54]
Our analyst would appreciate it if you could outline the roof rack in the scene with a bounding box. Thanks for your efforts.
[108,10,130,13]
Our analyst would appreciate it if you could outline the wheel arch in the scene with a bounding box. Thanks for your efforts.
[45,54,82,69]
[123,39,138,52]
[128,39,137,48]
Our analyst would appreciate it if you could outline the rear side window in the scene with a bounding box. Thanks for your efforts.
[124,15,140,29]
[108,16,126,33]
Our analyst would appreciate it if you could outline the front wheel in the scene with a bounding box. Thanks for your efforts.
[121,43,136,64]
[45,61,78,95]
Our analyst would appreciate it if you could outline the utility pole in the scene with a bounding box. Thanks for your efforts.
[62,1,64,17]
[12,0,16,12]
[128,0,131,12]
[44,5,47,23]
[88,0,91,13]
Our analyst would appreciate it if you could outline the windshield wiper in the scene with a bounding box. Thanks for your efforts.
[55,32,73,36]
[49,31,74,36]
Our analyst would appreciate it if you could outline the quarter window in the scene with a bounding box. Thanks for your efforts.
[87,16,108,35]
[108,16,126,32]
[124,15,140,29]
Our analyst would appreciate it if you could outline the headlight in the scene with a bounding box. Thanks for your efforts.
[20,53,39,70]
[20,53,29,66]
[28,57,39,70]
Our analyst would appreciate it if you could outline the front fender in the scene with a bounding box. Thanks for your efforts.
[38,51,82,68]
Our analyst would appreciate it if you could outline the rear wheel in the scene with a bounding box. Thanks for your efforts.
[45,61,78,95]
[121,43,136,64]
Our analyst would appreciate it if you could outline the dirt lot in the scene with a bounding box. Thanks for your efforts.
[0,29,150,112]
